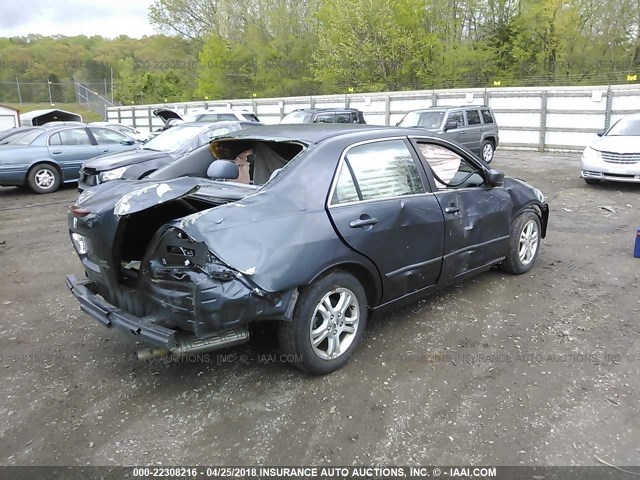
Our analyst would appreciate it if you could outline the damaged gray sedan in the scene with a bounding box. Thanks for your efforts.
[66,125,549,375]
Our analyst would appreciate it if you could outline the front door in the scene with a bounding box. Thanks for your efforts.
[89,127,136,155]
[463,109,483,156]
[328,138,445,302]
[411,139,512,281]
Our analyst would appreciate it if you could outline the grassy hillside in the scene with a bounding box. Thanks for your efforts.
[5,103,103,123]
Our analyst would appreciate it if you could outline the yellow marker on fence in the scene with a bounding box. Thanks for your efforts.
[493,80,501,86]
[627,74,638,82]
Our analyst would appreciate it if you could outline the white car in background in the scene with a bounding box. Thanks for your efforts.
[89,122,150,142]
[581,113,640,184]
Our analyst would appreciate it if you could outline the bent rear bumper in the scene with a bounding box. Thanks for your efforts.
[66,274,178,348]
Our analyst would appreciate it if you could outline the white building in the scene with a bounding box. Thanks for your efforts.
[0,104,20,131]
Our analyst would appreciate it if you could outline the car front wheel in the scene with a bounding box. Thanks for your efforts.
[481,140,495,163]
[279,271,367,375]
[27,163,61,194]
[500,212,541,274]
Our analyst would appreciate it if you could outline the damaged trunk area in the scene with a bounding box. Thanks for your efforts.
[100,194,296,340]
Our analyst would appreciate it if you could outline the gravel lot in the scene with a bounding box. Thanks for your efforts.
[1,151,639,467]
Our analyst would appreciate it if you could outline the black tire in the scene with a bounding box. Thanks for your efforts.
[481,139,495,163]
[584,178,600,185]
[499,212,542,274]
[278,271,367,375]
[27,163,61,194]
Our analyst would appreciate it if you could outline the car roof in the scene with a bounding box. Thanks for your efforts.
[173,120,260,128]
[288,108,362,114]
[213,124,433,144]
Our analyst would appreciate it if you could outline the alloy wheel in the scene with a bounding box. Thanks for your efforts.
[518,219,539,266]
[309,287,360,360]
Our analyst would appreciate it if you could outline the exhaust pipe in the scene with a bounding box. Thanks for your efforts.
[134,327,250,361]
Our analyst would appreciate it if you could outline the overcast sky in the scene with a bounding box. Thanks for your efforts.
[0,0,157,38]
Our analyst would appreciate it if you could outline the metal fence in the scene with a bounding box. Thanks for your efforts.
[106,84,640,151]
[0,78,115,112]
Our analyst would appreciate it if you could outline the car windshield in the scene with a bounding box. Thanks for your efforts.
[607,117,640,136]
[281,111,313,124]
[398,111,445,129]
[142,125,206,152]
[2,129,43,145]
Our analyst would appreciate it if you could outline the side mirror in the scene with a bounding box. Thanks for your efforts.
[596,130,605,137]
[207,160,239,180]
[445,121,458,131]
[120,139,135,146]
[487,168,505,187]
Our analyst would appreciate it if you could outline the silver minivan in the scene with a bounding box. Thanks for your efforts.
[398,106,499,163]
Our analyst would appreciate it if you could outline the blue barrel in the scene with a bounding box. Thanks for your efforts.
[636,228,640,258]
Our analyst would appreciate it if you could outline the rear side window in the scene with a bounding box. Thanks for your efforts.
[334,113,353,123]
[49,128,92,146]
[466,110,481,125]
[242,113,259,122]
[332,139,425,205]
[315,114,334,124]
[481,109,495,124]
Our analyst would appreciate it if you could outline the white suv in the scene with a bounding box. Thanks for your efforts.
[153,107,260,126]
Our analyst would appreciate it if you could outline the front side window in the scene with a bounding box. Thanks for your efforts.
[334,113,353,123]
[90,127,129,144]
[447,111,464,127]
[417,142,484,190]
[465,109,481,126]
[332,139,425,205]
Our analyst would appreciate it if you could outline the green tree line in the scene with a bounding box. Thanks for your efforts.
[1,0,639,105]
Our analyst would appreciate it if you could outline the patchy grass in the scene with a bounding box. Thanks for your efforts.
[5,103,103,123]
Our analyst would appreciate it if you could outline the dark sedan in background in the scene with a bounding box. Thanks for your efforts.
[0,125,138,193]
[78,120,260,191]
[67,124,548,375]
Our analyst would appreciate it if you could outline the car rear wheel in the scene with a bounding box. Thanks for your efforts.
[278,271,367,375]
[481,140,495,163]
[27,163,61,194]
[500,212,541,274]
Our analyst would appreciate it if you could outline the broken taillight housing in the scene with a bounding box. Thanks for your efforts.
[71,233,88,255]
[70,205,91,217]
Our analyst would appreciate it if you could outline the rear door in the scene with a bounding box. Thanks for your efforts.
[328,138,445,302]
[411,138,511,280]
[47,128,99,181]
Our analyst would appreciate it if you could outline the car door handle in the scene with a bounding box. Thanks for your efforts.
[444,206,460,214]
[459,131,467,134]
[349,215,378,228]
[100,149,110,153]
[51,150,62,154]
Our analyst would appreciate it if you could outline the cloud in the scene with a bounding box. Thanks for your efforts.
[0,0,157,38]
